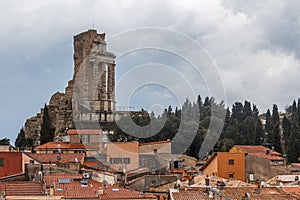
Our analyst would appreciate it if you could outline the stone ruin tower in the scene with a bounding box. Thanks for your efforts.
[24,30,116,146]
[72,29,116,122]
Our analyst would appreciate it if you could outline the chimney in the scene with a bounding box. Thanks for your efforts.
[205,175,210,186]
[98,186,104,195]
[49,188,54,196]
[188,175,194,186]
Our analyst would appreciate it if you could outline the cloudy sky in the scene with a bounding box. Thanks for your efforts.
[1,0,300,143]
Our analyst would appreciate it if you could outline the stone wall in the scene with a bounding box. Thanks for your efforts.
[245,154,290,182]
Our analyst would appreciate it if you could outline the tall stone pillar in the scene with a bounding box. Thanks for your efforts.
[108,63,115,112]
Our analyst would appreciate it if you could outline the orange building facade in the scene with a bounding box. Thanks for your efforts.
[201,152,245,181]
[106,141,139,171]
[0,152,23,177]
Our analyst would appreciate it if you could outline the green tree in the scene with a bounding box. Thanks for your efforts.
[0,138,10,145]
[231,102,243,122]
[282,115,291,149]
[40,104,55,145]
[15,128,26,150]
[265,109,274,145]
[287,101,300,162]
[272,104,282,153]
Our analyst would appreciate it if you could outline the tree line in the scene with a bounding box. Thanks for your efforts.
[15,96,300,163]
[110,96,300,163]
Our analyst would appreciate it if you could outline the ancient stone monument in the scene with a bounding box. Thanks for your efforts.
[24,29,116,146]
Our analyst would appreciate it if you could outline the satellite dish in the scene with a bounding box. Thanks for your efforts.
[279,182,284,188]
[246,192,251,198]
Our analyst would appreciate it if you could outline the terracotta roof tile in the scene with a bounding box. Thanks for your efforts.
[28,153,84,164]
[0,182,43,196]
[139,140,171,146]
[170,190,211,200]
[99,185,156,199]
[44,174,101,199]
[291,163,300,167]
[284,186,300,195]
[67,129,101,135]
[222,187,298,200]
[252,153,285,161]
[36,142,86,150]
[235,145,281,156]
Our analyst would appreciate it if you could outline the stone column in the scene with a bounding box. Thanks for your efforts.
[107,63,115,112]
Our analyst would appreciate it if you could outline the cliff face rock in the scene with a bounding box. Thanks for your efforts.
[24,29,116,146]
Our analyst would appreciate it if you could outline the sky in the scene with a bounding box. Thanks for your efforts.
[0,0,300,144]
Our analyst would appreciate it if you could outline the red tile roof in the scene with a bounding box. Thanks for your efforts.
[235,145,281,156]
[170,190,211,200]
[67,129,101,135]
[44,174,156,199]
[36,142,86,150]
[252,153,285,161]
[28,153,84,164]
[44,174,102,199]
[82,161,118,173]
[291,163,300,167]
[99,185,156,199]
[36,142,101,152]
[0,182,43,196]
[139,139,171,146]
[222,187,298,200]
[284,186,300,195]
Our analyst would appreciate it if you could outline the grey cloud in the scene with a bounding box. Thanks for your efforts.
[0,0,299,143]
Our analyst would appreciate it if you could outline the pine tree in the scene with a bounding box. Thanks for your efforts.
[40,104,55,145]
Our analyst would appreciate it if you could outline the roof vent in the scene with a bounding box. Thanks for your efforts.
[81,179,88,188]
[83,173,90,179]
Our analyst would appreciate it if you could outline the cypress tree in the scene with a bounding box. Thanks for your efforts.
[15,128,26,150]
[265,109,274,145]
[287,101,300,162]
[40,104,55,145]
[272,104,282,153]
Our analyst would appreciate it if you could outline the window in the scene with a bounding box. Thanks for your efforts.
[81,135,89,143]
[153,149,158,154]
[110,158,122,164]
[228,159,234,165]
[229,173,234,179]
[122,158,130,164]
[0,158,4,167]
[110,157,130,164]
